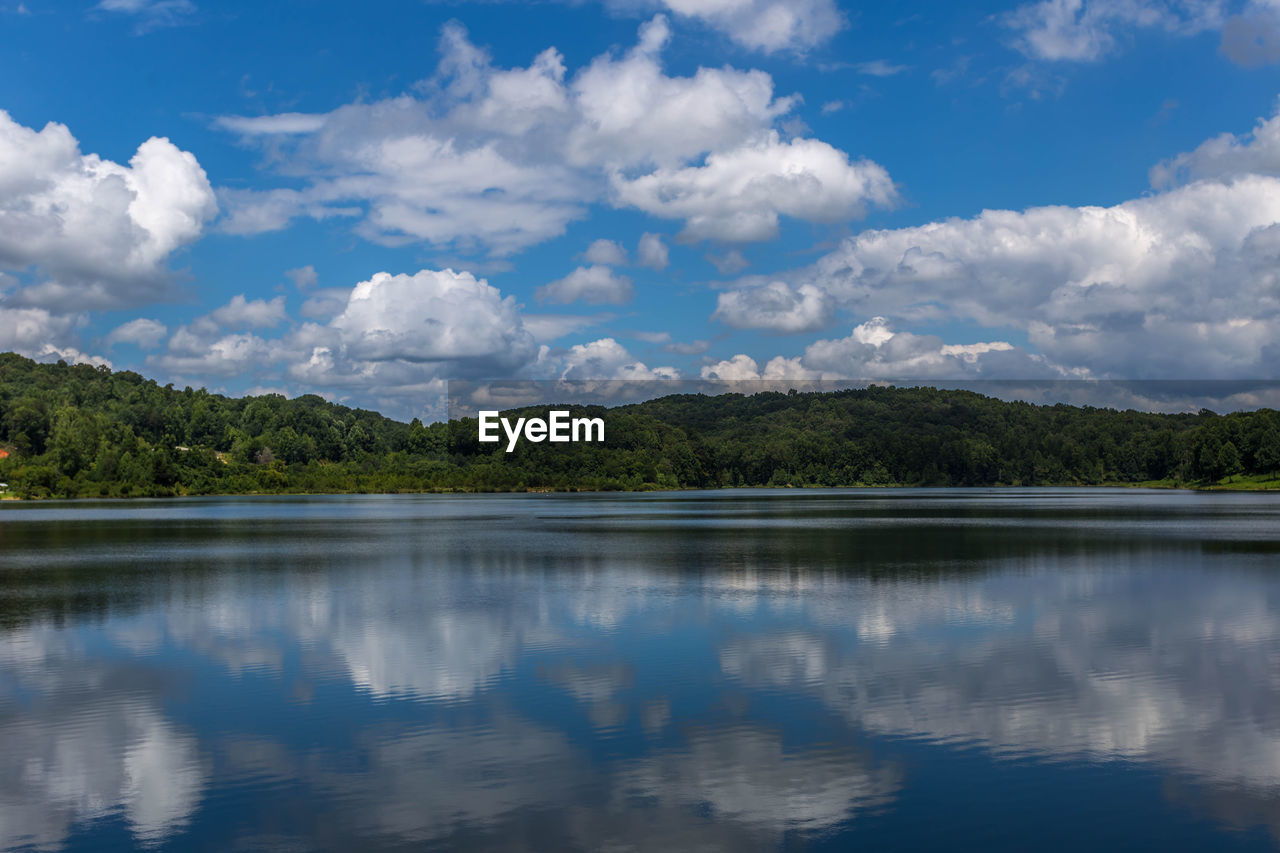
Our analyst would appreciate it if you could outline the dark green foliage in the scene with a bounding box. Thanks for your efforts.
[0,353,419,498]
[1,352,1279,497]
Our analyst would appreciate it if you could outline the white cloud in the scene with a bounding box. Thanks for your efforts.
[522,313,610,342]
[583,238,629,265]
[216,187,340,236]
[1004,0,1228,62]
[217,31,585,254]
[559,337,679,379]
[633,330,672,344]
[537,265,634,305]
[855,59,910,76]
[701,353,773,379]
[654,0,845,54]
[254,268,540,419]
[664,338,711,355]
[105,317,167,349]
[299,287,350,321]
[147,268,539,397]
[140,265,691,420]
[285,264,319,289]
[152,330,279,377]
[330,269,537,366]
[1150,99,1280,185]
[613,132,897,243]
[207,294,287,330]
[214,20,887,255]
[0,306,110,366]
[0,110,216,309]
[637,232,670,270]
[0,307,81,354]
[704,317,1038,381]
[801,318,1029,378]
[94,0,196,32]
[214,113,327,135]
[707,248,750,274]
[725,170,1280,377]
[567,16,794,169]
[712,281,833,332]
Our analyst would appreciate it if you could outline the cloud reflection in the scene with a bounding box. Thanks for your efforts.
[2,492,1280,849]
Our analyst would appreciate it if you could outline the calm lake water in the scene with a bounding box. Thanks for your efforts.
[2,489,1280,851]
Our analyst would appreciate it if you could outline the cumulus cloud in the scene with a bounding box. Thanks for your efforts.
[0,305,109,366]
[559,337,679,379]
[712,280,833,332]
[214,19,891,255]
[701,353,781,380]
[0,307,82,355]
[207,294,287,330]
[329,269,537,366]
[1150,99,1280,185]
[636,232,670,270]
[299,288,350,321]
[147,295,289,373]
[800,317,1028,378]
[152,329,280,377]
[566,16,794,169]
[285,264,319,289]
[645,0,845,54]
[105,317,167,349]
[522,312,610,342]
[583,238,628,265]
[0,110,216,309]
[1004,0,1227,62]
[707,249,750,274]
[703,317,1034,381]
[613,133,897,243]
[138,263,691,419]
[537,265,634,305]
[216,34,585,253]
[146,268,541,411]
[722,166,1280,377]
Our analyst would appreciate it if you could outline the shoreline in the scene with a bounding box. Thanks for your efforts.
[3,480,1278,502]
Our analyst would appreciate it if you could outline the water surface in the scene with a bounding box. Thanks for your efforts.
[2,489,1280,851]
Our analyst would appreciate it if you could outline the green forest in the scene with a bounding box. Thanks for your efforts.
[1,352,1278,498]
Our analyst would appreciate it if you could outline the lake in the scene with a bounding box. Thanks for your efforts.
[2,489,1280,851]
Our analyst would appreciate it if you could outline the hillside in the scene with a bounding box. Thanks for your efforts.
[1,353,1278,497]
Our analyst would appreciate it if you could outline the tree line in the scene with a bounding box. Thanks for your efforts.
[1,352,1277,498]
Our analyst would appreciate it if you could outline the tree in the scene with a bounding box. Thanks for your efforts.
[1218,441,1242,482]
[1257,429,1280,478]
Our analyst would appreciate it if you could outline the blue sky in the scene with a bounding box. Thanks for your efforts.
[2,0,1280,418]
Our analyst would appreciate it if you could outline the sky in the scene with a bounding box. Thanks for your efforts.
[2,0,1280,420]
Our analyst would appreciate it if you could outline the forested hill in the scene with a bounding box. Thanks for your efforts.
[1,352,1278,498]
